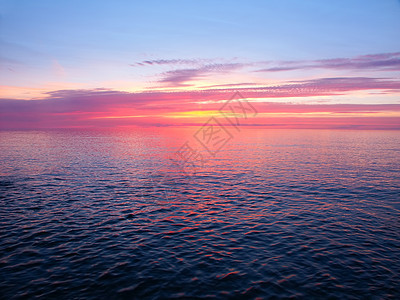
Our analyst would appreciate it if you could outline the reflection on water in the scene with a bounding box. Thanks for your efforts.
[0,128,399,299]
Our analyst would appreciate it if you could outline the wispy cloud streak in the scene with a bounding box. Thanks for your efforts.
[131,58,214,67]
[159,63,246,87]
[257,52,400,72]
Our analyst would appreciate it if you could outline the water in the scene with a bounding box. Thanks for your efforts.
[0,128,399,299]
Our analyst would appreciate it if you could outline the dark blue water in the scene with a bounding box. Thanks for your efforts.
[0,128,399,299]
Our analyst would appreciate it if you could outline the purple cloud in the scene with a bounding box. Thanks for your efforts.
[130,58,215,67]
[256,52,400,72]
[159,63,246,87]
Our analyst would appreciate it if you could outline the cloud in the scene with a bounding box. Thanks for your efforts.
[130,52,400,89]
[159,63,246,87]
[199,83,258,88]
[130,57,249,87]
[256,52,400,72]
[132,52,400,77]
[1,76,400,129]
[130,58,214,67]
[285,77,400,93]
[208,77,400,99]
[158,68,205,87]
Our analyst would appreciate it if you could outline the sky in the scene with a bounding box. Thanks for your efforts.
[0,0,400,129]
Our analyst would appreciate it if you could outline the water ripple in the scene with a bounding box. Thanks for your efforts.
[0,129,399,299]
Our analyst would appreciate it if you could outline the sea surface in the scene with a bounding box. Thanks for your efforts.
[0,128,399,299]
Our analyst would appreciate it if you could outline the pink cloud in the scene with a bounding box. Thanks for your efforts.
[1,76,400,129]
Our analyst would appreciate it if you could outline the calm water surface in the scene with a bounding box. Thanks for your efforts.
[0,128,399,299]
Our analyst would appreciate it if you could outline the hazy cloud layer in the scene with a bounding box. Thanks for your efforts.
[1,76,399,129]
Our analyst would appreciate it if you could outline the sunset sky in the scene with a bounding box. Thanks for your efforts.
[1,0,400,129]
